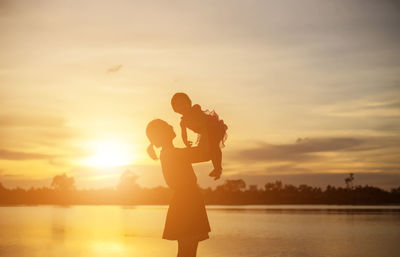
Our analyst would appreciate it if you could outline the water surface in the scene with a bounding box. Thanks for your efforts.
[0,205,399,257]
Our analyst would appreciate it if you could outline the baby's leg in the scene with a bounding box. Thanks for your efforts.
[209,141,222,180]
[199,132,223,179]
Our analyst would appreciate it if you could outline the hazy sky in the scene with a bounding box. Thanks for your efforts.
[1,0,399,189]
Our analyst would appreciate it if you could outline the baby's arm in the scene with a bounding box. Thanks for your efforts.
[210,142,222,170]
[180,120,192,147]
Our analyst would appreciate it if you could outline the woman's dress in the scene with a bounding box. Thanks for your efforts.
[160,147,211,241]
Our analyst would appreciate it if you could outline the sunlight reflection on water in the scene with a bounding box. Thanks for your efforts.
[0,205,399,257]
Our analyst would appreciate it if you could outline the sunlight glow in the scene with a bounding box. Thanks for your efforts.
[82,140,136,167]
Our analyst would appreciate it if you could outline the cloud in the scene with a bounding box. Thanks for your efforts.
[318,99,400,118]
[0,148,77,169]
[106,65,123,73]
[264,164,312,174]
[230,136,400,167]
[0,148,55,160]
[233,137,365,162]
[225,136,400,190]
[0,114,65,128]
[364,100,400,111]
[0,113,83,151]
[0,0,14,14]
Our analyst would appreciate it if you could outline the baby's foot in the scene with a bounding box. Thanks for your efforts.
[209,168,222,180]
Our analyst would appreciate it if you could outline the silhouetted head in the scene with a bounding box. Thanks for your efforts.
[146,119,176,160]
[171,92,192,115]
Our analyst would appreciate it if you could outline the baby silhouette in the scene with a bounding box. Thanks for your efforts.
[171,93,228,180]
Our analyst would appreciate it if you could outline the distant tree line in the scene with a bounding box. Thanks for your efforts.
[0,171,399,205]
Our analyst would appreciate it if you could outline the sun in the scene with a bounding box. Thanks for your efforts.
[82,140,136,167]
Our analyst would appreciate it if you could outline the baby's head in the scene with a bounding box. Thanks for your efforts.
[171,92,192,115]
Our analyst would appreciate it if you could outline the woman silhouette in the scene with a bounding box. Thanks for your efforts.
[146,119,211,257]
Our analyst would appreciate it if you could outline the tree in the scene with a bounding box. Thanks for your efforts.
[217,179,246,192]
[345,173,355,189]
[264,181,283,192]
[390,186,400,194]
[51,173,75,191]
[117,169,140,192]
[248,185,258,192]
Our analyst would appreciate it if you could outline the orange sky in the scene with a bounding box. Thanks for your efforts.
[1,0,399,189]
